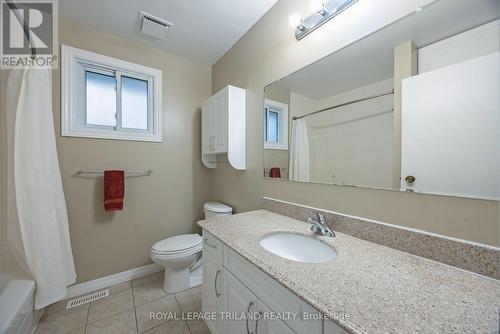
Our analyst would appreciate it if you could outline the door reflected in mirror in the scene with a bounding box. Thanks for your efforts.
[263,0,499,200]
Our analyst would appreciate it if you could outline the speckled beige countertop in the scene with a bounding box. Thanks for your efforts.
[198,210,500,334]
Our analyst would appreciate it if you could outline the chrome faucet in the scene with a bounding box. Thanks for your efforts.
[307,211,336,237]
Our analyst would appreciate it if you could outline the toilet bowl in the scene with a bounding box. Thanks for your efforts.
[151,234,203,293]
[150,202,233,293]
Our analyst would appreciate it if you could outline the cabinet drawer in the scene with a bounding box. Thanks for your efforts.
[202,230,223,263]
[224,246,323,334]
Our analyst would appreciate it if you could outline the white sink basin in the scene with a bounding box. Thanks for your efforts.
[259,232,337,263]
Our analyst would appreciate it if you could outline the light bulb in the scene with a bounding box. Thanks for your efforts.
[309,0,324,13]
[288,13,302,28]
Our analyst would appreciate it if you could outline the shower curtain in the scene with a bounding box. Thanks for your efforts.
[6,69,76,309]
[289,118,310,182]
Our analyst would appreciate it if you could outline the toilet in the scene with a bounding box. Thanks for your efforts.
[150,202,233,293]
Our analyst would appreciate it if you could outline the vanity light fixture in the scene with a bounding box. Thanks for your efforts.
[291,0,358,40]
[309,0,328,16]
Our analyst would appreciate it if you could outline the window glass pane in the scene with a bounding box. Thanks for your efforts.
[267,110,279,143]
[86,71,117,127]
[122,76,148,130]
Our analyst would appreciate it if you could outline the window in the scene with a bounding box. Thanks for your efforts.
[61,45,162,142]
[264,99,288,150]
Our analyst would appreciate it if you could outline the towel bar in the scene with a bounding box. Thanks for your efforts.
[75,170,153,177]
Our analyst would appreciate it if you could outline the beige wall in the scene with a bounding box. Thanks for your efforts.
[54,19,211,282]
[211,0,499,246]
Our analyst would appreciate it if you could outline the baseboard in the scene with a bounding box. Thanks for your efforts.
[66,263,163,299]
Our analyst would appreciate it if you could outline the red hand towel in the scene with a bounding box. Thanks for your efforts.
[104,170,124,212]
[269,167,281,178]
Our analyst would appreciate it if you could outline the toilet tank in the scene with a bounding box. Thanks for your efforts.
[204,202,233,219]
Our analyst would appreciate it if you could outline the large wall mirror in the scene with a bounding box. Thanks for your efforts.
[263,0,499,200]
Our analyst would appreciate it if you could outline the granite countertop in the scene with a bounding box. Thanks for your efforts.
[197,210,500,334]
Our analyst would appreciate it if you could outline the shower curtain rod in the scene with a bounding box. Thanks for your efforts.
[308,108,394,129]
[5,0,37,59]
[292,89,394,120]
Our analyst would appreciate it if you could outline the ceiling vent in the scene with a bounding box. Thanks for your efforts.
[139,11,173,40]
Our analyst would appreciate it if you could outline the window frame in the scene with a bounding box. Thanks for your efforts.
[61,44,162,142]
[264,99,288,150]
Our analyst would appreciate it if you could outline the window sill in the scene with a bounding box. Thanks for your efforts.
[264,143,288,150]
[62,129,162,142]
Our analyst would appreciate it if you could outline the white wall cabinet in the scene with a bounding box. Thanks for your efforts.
[202,99,215,156]
[201,85,246,170]
[202,229,347,334]
[214,91,229,153]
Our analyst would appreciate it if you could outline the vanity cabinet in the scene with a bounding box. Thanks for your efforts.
[223,268,258,334]
[201,85,246,170]
[202,229,346,334]
[202,232,225,334]
[258,301,296,334]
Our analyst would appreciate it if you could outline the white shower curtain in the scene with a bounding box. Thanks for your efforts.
[6,69,76,309]
[289,118,310,182]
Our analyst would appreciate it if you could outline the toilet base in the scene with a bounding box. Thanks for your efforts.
[162,263,202,293]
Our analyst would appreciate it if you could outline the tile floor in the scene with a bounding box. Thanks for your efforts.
[34,271,210,334]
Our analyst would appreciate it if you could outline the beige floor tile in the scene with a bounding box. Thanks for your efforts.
[142,320,190,334]
[88,289,134,324]
[186,318,210,334]
[135,295,181,333]
[131,271,163,288]
[44,282,131,316]
[132,278,167,306]
[174,286,202,313]
[65,327,86,334]
[86,308,137,334]
[108,281,132,295]
[43,299,70,315]
[34,303,89,334]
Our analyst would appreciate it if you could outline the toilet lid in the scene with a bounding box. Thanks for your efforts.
[152,234,202,254]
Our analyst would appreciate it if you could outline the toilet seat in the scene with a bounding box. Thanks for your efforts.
[151,234,202,255]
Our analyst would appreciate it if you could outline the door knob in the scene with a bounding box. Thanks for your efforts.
[405,175,416,184]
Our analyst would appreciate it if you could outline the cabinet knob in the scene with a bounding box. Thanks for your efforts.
[405,175,416,184]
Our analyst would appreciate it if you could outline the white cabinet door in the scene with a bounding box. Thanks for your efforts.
[202,98,216,154]
[224,268,258,334]
[201,101,211,155]
[401,52,499,199]
[209,97,217,153]
[202,252,224,334]
[257,301,296,334]
[214,89,228,153]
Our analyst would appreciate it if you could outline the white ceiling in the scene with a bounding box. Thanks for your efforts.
[272,0,499,100]
[60,0,277,65]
